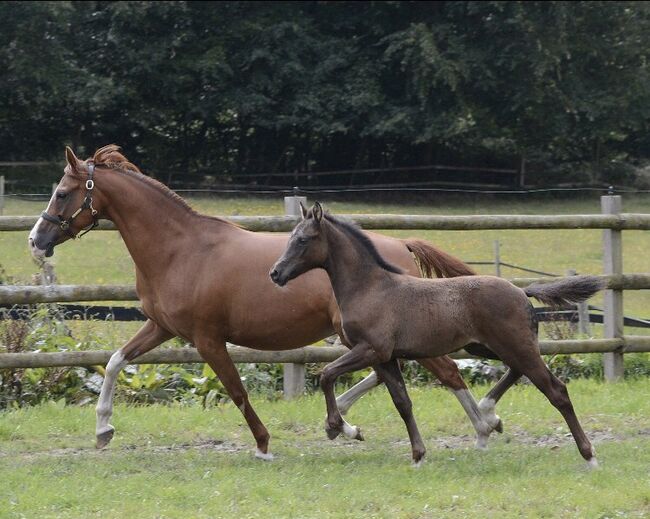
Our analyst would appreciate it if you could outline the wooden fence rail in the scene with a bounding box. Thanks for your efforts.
[2,337,650,369]
[2,274,650,305]
[2,213,650,232]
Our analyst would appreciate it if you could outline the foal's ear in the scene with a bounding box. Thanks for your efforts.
[299,201,308,220]
[312,201,323,222]
[65,146,82,172]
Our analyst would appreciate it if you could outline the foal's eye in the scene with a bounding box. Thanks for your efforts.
[298,237,309,245]
[56,192,68,200]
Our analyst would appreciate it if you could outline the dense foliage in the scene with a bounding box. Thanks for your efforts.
[1,1,649,186]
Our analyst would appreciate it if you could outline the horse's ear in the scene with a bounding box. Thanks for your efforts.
[65,146,81,172]
[312,201,323,222]
[299,201,308,220]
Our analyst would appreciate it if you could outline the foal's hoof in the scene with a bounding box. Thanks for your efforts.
[412,456,425,468]
[494,418,503,434]
[326,427,342,440]
[255,448,274,461]
[96,427,115,449]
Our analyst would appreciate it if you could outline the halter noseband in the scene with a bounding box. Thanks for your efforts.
[41,162,99,239]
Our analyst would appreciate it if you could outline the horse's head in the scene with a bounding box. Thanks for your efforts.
[28,146,104,260]
[270,201,328,287]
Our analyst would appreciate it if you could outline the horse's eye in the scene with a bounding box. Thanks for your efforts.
[56,192,68,200]
[298,237,309,245]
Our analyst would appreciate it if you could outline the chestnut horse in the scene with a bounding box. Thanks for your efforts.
[29,145,501,458]
[271,203,604,467]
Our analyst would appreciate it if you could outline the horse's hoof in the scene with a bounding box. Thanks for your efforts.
[354,427,364,442]
[255,448,274,461]
[494,418,503,434]
[96,427,115,449]
[587,457,599,470]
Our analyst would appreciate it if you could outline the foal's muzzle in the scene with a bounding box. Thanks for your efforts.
[269,267,288,287]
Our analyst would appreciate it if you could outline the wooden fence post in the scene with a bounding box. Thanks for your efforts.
[0,175,5,216]
[282,192,307,399]
[602,194,624,381]
[494,240,501,277]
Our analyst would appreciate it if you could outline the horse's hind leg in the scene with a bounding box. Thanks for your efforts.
[195,339,272,460]
[375,359,426,466]
[96,319,172,448]
[418,356,500,450]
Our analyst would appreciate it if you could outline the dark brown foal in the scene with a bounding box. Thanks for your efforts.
[271,202,604,467]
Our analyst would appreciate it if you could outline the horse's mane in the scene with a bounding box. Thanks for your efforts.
[323,212,404,275]
[89,144,234,225]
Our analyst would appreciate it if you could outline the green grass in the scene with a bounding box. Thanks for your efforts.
[1,379,649,518]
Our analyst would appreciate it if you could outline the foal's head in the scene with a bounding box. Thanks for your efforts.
[28,144,136,259]
[270,202,328,287]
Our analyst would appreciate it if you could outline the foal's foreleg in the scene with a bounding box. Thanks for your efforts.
[96,319,172,449]
[336,370,380,416]
[375,359,426,466]
[195,340,272,460]
[320,343,385,441]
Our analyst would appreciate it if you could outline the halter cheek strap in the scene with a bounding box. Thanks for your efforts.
[41,162,99,239]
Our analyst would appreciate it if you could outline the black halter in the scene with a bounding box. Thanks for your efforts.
[41,162,99,239]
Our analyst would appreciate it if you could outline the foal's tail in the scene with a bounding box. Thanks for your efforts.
[524,276,606,308]
[403,239,476,278]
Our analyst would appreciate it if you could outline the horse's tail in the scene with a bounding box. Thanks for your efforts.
[524,276,606,308]
[403,239,476,278]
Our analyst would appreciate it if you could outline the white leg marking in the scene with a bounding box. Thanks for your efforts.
[341,419,363,440]
[412,458,425,469]
[587,457,599,470]
[452,389,493,450]
[255,449,274,461]
[478,397,502,430]
[336,371,380,415]
[96,351,127,436]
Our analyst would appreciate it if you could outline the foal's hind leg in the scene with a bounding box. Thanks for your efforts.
[375,359,426,466]
[496,347,596,467]
[96,319,172,449]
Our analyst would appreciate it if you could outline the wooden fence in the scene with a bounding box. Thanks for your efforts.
[0,194,649,396]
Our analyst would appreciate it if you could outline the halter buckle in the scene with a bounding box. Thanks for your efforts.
[61,221,70,231]
[86,179,95,190]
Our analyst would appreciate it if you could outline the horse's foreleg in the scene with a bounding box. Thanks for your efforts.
[96,319,172,449]
[375,359,426,466]
[320,343,386,442]
[418,356,499,450]
[195,340,272,460]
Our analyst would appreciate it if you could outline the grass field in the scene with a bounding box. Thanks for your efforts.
[1,379,649,518]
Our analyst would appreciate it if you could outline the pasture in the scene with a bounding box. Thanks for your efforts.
[2,380,649,518]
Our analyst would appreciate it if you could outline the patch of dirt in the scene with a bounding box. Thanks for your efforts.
[4,428,650,460]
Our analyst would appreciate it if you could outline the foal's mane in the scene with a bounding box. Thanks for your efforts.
[323,213,404,274]
[89,144,235,225]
